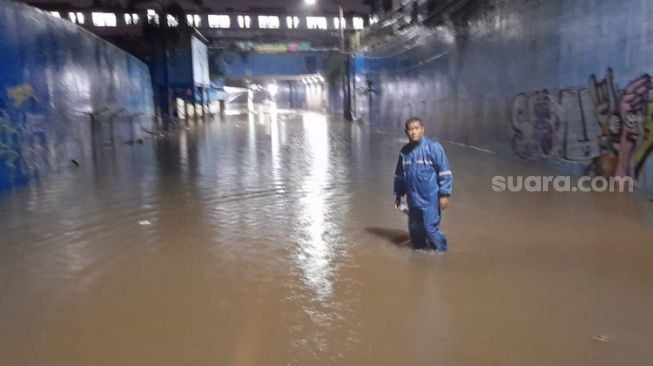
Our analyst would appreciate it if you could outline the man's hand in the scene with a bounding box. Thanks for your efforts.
[394,196,402,208]
[439,196,450,210]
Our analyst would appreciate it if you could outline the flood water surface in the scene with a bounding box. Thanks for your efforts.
[1,111,653,365]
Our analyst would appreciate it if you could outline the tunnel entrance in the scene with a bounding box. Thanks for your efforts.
[221,74,329,116]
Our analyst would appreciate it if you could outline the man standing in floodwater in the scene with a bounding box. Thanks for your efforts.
[394,117,453,252]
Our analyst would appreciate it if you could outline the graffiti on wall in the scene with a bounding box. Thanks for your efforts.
[0,84,58,187]
[0,110,22,179]
[7,84,37,108]
[512,68,653,178]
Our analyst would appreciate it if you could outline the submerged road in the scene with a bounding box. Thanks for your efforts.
[1,110,652,365]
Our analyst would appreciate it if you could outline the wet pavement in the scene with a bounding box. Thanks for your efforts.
[1,109,653,365]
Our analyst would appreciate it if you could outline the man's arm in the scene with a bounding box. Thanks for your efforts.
[394,155,406,206]
[432,143,453,209]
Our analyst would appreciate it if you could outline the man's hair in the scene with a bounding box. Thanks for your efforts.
[405,117,423,129]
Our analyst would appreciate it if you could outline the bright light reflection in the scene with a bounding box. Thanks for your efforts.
[179,129,188,170]
[267,83,278,97]
[297,112,333,300]
[247,89,253,113]
[248,110,258,165]
[269,106,281,184]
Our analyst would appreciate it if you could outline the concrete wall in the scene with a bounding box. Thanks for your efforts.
[192,36,210,87]
[354,0,653,191]
[0,0,154,193]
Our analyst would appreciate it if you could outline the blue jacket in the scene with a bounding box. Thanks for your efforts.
[394,137,453,210]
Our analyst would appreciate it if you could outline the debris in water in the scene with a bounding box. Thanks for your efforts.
[592,335,610,343]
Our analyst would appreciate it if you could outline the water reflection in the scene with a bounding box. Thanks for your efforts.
[297,112,333,300]
[268,105,281,185]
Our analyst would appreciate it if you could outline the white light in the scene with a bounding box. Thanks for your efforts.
[92,12,117,27]
[147,9,159,25]
[333,17,346,29]
[306,16,327,30]
[305,0,317,4]
[267,83,278,96]
[49,11,61,18]
[125,13,138,25]
[258,15,280,29]
[353,17,364,30]
[208,15,230,28]
[187,14,198,26]
[167,14,179,27]
[286,16,300,29]
[237,15,251,28]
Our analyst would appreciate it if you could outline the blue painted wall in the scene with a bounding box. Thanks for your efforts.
[0,0,154,194]
[274,83,308,109]
[354,0,653,190]
[216,51,334,78]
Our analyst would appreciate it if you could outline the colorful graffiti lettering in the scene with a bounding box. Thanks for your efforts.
[511,68,653,180]
[587,69,620,176]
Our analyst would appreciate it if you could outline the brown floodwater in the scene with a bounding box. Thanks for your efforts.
[1,110,652,365]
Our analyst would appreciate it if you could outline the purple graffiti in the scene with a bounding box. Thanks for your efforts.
[616,74,651,177]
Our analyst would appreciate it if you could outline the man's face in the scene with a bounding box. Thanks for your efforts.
[405,121,425,142]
